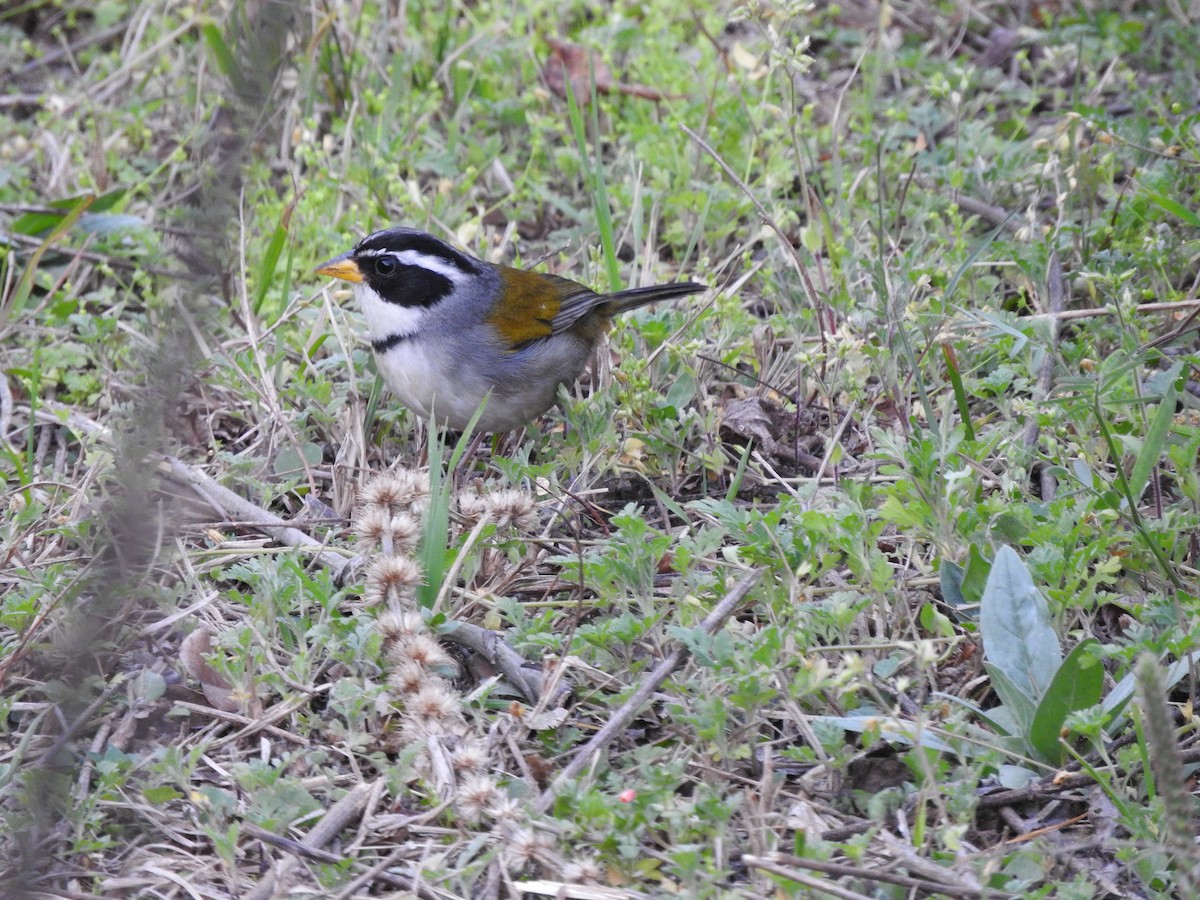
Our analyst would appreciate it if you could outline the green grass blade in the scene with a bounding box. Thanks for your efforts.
[1126,361,1180,506]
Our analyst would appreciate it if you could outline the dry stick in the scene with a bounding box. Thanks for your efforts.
[160,454,355,578]
[741,856,876,900]
[439,619,549,703]
[331,846,447,900]
[747,853,1004,899]
[34,404,355,579]
[245,782,376,900]
[1022,251,1067,501]
[535,567,765,813]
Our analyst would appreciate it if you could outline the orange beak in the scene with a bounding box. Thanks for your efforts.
[314,252,364,284]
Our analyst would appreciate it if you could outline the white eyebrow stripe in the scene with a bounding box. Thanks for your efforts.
[358,248,471,283]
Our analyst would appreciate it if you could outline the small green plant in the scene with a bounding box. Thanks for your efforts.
[970,546,1104,766]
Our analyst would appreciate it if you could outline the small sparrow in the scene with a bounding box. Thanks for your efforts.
[317,227,704,431]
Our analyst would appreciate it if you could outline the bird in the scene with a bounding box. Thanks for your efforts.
[315,227,705,432]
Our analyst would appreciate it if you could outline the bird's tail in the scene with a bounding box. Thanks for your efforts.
[604,281,707,315]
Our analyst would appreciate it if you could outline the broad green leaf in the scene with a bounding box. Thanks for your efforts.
[939,560,965,607]
[980,546,1060,700]
[940,544,992,611]
[11,189,126,235]
[936,689,1021,738]
[272,442,323,477]
[997,765,1038,789]
[961,544,992,606]
[144,786,184,804]
[201,21,240,82]
[986,662,1038,737]
[1028,638,1104,763]
[78,213,146,235]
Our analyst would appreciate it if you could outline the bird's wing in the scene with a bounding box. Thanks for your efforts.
[490,268,602,346]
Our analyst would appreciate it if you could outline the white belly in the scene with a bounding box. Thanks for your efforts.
[372,340,562,432]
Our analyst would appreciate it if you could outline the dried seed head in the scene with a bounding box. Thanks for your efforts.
[487,489,538,532]
[357,510,422,553]
[562,856,603,884]
[388,661,429,697]
[486,794,523,823]
[456,490,489,524]
[366,556,424,603]
[386,512,422,548]
[501,827,539,868]
[455,774,498,822]
[450,740,489,775]
[500,825,558,870]
[352,508,391,551]
[389,633,451,672]
[400,712,467,744]
[377,610,426,645]
[361,470,430,515]
[407,682,460,724]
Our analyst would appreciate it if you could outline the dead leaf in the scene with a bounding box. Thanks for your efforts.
[179,627,240,714]
[719,395,781,455]
[524,707,569,731]
[543,38,677,103]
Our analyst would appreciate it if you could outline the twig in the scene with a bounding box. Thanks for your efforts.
[159,454,356,578]
[245,782,375,900]
[748,852,1008,898]
[741,855,876,900]
[535,567,765,811]
[439,619,552,704]
[33,403,356,580]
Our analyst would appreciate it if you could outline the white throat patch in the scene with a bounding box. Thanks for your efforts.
[354,282,428,339]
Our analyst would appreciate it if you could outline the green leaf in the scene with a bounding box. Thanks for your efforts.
[201,21,240,83]
[253,199,295,314]
[11,189,127,235]
[997,765,1038,789]
[810,715,959,753]
[2,193,95,323]
[940,544,991,610]
[1126,362,1181,506]
[272,442,324,477]
[986,662,1038,737]
[416,407,485,610]
[980,546,1060,700]
[941,342,975,441]
[1028,639,1103,763]
[1103,651,1198,726]
[960,545,992,606]
[940,561,965,606]
[1142,188,1200,227]
[78,212,146,235]
[144,786,184,804]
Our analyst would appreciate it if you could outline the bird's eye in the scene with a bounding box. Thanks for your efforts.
[374,257,397,275]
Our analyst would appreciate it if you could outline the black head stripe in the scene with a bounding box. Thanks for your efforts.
[351,227,482,308]
[354,227,481,277]
[368,265,453,308]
